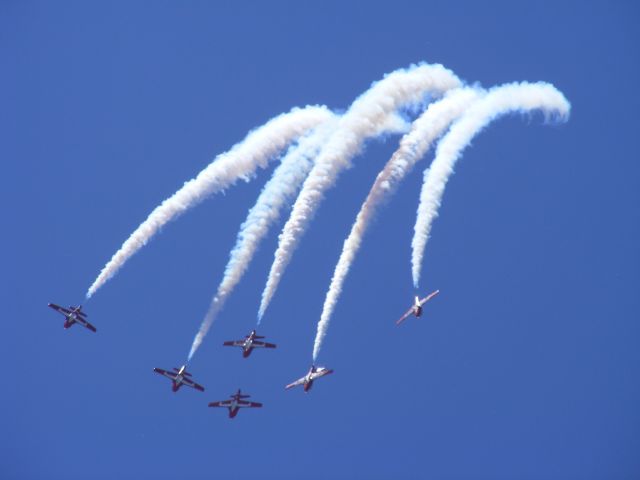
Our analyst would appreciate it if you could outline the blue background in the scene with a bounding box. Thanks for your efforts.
[2,1,639,479]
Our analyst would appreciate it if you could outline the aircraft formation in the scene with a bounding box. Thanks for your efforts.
[47,291,438,417]
[47,62,569,419]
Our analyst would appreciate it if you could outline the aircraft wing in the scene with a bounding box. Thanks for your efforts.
[239,400,262,408]
[253,341,277,349]
[208,400,232,408]
[153,368,177,381]
[310,368,333,381]
[182,377,205,392]
[223,340,244,347]
[396,307,414,325]
[48,303,72,315]
[285,377,306,390]
[419,290,440,306]
[79,320,97,333]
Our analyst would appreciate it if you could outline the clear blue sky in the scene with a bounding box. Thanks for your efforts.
[2,1,639,479]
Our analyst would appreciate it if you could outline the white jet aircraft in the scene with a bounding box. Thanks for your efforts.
[285,365,333,392]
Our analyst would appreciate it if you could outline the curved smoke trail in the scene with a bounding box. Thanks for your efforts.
[411,82,571,287]
[312,87,483,361]
[187,111,412,360]
[186,117,339,361]
[258,63,462,320]
[86,105,333,299]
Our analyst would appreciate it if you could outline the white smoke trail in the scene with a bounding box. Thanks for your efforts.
[257,63,462,321]
[312,87,483,361]
[186,117,339,361]
[411,82,571,287]
[86,105,333,299]
[186,112,413,360]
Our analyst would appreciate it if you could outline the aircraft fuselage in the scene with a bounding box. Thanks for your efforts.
[228,399,240,418]
[303,371,316,392]
[242,336,256,357]
[172,375,184,391]
[62,310,89,329]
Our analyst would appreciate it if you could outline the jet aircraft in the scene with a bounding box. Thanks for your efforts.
[47,303,97,332]
[223,330,276,358]
[285,365,333,392]
[208,389,262,418]
[153,365,205,392]
[396,290,440,325]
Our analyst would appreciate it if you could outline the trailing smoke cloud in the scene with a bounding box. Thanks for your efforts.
[186,117,339,361]
[312,87,483,361]
[411,82,571,288]
[258,63,462,321]
[84,61,570,370]
[86,106,333,299]
[187,112,413,360]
